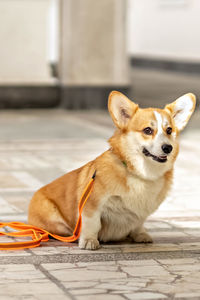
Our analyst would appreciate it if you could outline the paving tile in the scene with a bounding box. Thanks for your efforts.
[125,292,168,299]
[118,259,158,266]
[29,246,61,255]
[0,196,21,214]
[42,263,127,281]
[121,265,169,277]
[175,292,200,298]
[0,264,46,281]
[0,283,63,296]
[151,231,187,238]
[76,261,117,267]
[183,229,200,237]
[0,295,70,300]
[0,237,14,243]
[167,263,200,273]
[68,245,122,254]
[157,258,199,265]
[0,214,27,222]
[39,296,71,300]
[145,221,173,230]
[0,173,27,189]
[0,297,36,300]
[0,250,30,257]
[170,221,200,229]
[121,243,181,253]
[10,171,43,189]
[70,288,108,295]
[97,280,144,291]
[62,280,98,289]
[76,295,125,300]
[179,242,200,250]
[147,282,177,294]
[0,264,65,297]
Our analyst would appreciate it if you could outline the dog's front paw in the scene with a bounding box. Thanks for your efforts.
[133,232,153,243]
[79,238,100,250]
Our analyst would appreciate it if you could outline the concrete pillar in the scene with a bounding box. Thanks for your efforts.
[59,0,130,108]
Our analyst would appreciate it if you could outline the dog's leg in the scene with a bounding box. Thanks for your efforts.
[129,225,153,243]
[79,210,101,250]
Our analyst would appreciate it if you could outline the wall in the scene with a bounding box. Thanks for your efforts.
[0,0,53,84]
[127,0,200,62]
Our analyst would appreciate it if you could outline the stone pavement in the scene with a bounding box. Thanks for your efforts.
[0,109,200,300]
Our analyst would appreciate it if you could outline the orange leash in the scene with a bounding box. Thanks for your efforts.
[0,171,96,250]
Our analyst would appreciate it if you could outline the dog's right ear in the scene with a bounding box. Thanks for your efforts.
[108,91,138,129]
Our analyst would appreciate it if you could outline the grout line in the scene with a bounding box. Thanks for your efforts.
[37,264,76,300]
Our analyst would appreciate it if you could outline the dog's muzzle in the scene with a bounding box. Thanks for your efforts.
[142,147,167,163]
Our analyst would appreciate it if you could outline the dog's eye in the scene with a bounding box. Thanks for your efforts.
[143,127,153,135]
[166,127,172,135]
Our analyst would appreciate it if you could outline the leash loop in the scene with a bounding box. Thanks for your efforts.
[0,171,96,250]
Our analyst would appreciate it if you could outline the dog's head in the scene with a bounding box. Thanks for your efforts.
[108,91,196,179]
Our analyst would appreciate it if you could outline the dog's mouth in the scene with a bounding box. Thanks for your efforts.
[142,148,167,163]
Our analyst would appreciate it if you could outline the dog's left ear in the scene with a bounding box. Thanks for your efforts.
[108,91,138,129]
[165,93,196,131]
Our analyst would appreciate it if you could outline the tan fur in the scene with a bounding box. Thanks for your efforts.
[28,91,196,250]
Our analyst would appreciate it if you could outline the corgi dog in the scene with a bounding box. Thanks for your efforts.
[28,91,196,250]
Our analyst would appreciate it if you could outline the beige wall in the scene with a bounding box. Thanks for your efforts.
[0,0,53,84]
[127,0,200,61]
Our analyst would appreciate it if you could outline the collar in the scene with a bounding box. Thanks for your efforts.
[109,148,127,169]
[122,160,127,168]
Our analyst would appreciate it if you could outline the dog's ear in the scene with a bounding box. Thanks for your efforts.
[108,91,138,129]
[165,93,196,131]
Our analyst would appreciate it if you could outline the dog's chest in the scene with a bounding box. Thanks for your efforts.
[123,175,165,218]
[99,175,164,241]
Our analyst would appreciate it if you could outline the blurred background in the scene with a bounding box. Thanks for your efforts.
[0,0,200,111]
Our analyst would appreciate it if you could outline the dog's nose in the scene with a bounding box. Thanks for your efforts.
[162,144,173,154]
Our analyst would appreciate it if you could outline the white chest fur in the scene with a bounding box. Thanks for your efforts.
[125,175,165,218]
[98,174,165,242]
